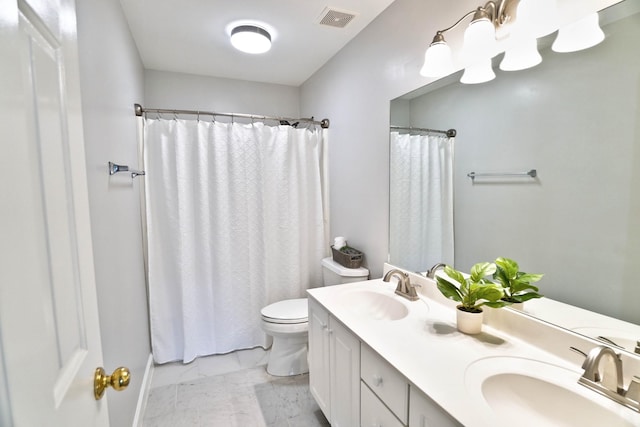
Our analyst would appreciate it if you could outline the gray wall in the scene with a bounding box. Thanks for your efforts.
[299,0,620,280]
[76,1,150,425]
[299,0,453,277]
[144,69,300,117]
[298,0,526,277]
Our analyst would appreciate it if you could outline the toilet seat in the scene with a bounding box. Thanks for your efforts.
[261,298,308,324]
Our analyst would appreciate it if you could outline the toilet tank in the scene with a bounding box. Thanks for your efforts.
[321,257,369,286]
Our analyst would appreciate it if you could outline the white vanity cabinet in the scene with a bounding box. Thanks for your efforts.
[361,381,405,427]
[361,344,409,424]
[308,298,360,427]
[308,298,331,417]
[409,386,462,427]
[309,297,461,427]
[361,344,463,427]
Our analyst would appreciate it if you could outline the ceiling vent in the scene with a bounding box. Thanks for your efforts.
[318,7,357,28]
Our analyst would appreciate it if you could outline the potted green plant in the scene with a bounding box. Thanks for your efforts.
[435,263,507,334]
[493,257,543,309]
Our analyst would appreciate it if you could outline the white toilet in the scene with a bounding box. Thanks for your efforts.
[260,257,369,376]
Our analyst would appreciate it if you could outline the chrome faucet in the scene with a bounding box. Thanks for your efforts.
[383,269,419,301]
[596,336,625,350]
[580,345,624,393]
[577,345,640,412]
[596,336,640,355]
[425,262,447,279]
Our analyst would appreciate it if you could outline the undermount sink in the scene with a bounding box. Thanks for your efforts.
[340,289,410,321]
[465,356,639,427]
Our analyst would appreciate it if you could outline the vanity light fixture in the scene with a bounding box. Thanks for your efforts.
[499,37,542,71]
[420,0,522,80]
[463,7,499,63]
[552,13,605,53]
[460,58,496,84]
[419,33,455,77]
[420,0,605,83]
[498,0,545,71]
[230,25,272,54]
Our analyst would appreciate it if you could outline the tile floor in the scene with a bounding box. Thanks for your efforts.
[142,348,329,427]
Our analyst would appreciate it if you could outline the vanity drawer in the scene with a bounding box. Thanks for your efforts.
[409,386,462,427]
[361,381,405,427]
[361,344,409,424]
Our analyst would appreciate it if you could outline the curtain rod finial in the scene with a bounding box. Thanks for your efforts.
[134,103,143,116]
[321,118,330,129]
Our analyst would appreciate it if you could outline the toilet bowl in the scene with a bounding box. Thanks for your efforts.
[260,298,309,376]
[260,257,369,376]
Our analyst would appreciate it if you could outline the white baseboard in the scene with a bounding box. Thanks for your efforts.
[132,353,154,427]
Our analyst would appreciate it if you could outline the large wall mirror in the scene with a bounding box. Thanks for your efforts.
[390,0,640,354]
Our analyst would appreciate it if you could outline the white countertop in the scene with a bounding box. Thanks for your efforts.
[307,268,640,427]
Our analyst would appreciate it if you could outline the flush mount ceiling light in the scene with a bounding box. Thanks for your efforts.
[230,25,271,54]
[420,0,604,84]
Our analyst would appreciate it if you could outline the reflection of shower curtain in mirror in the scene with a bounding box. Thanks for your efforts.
[142,118,328,363]
[389,132,454,272]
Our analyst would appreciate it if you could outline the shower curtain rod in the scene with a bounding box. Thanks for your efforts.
[134,103,330,128]
[390,125,456,137]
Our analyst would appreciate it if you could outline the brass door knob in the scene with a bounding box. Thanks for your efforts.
[94,366,131,400]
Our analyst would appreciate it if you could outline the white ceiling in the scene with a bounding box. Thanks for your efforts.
[119,0,397,87]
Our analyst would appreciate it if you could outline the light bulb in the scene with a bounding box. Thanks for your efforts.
[463,16,497,63]
[515,0,558,38]
[500,37,542,71]
[552,13,604,53]
[460,59,496,84]
[420,41,455,78]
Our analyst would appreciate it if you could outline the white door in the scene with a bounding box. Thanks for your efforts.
[0,0,110,426]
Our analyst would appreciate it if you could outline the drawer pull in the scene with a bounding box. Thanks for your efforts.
[373,374,383,387]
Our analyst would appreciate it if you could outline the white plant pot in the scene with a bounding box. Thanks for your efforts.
[456,306,483,334]
[509,302,524,311]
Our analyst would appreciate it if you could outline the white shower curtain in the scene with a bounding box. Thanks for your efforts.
[143,118,328,364]
[389,131,454,272]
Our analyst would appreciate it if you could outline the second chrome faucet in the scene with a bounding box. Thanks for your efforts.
[425,262,447,279]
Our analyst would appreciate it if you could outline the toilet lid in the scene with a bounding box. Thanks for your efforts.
[261,298,308,324]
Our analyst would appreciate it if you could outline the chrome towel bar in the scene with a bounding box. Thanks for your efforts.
[109,162,145,178]
[467,169,536,181]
